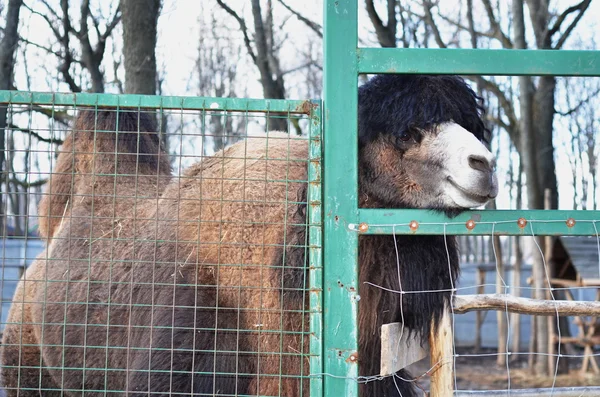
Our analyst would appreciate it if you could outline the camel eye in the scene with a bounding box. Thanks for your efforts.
[398,132,412,142]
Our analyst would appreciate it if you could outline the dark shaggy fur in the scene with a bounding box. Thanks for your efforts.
[1,75,489,397]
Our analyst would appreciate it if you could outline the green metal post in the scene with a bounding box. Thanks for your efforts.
[323,1,360,396]
[308,100,324,396]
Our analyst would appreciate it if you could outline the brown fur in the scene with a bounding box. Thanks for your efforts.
[1,110,172,395]
[1,112,312,395]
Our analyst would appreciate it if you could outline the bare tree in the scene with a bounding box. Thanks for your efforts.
[215,0,287,131]
[196,13,245,153]
[21,0,121,93]
[0,0,24,236]
[561,77,600,211]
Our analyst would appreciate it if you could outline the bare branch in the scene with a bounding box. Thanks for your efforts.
[280,60,318,76]
[365,0,397,47]
[57,0,81,92]
[215,0,257,64]
[486,115,511,133]
[8,123,64,145]
[556,84,600,117]
[28,105,71,125]
[6,177,48,189]
[101,5,121,41]
[276,0,322,38]
[464,76,518,137]
[422,1,446,48]
[454,294,600,317]
[22,2,62,39]
[435,13,508,45]
[552,0,591,49]
[481,0,513,48]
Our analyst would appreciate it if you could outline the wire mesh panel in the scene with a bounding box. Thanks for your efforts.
[0,92,322,396]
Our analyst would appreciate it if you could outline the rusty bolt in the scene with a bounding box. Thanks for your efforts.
[409,220,419,231]
[465,219,476,230]
[566,218,576,228]
[349,353,358,363]
[517,218,527,229]
[358,223,369,233]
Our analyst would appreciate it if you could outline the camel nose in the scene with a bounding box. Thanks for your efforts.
[468,154,495,173]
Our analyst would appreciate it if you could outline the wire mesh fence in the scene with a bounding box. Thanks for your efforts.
[0,94,322,396]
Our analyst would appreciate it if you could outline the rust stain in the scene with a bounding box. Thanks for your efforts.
[346,352,358,363]
[296,100,318,115]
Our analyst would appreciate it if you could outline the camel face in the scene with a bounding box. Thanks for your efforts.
[410,122,498,209]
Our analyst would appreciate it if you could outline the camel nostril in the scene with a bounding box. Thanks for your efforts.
[468,154,492,173]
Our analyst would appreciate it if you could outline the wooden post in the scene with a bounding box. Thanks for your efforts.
[544,189,557,376]
[511,235,522,355]
[493,234,507,367]
[475,267,485,352]
[430,303,453,397]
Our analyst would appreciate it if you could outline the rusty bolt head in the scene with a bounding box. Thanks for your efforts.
[409,220,419,231]
[349,353,358,362]
[517,218,527,229]
[465,219,476,230]
[566,218,576,228]
[358,223,369,233]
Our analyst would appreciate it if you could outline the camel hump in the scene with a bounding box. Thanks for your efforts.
[37,109,172,241]
[72,109,171,174]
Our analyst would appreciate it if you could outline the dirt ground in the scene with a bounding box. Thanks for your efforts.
[407,346,600,394]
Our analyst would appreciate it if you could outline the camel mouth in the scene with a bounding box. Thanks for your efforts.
[446,176,496,207]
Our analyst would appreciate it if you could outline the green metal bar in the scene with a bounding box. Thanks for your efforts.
[308,100,324,396]
[323,1,359,396]
[0,90,314,113]
[357,48,600,76]
[357,209,600,236]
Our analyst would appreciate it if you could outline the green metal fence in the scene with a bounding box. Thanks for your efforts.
[0,94,322,396]
[322,1,600,397]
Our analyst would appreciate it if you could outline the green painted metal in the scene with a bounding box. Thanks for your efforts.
[308,100,324,396]
[358,209,600,236]
[321,1,600,397]
[0,90,312,113]
[358,48,600,76]
[323,0,360,396]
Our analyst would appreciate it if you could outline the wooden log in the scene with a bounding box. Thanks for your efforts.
[429,304,453,397]
[552,335,600,345]
[511,235,523,355]
[453,294,600,317]
[474,267,485,352]
[493,232,507,366]
[526,277,600,288]
[453,386,600,396]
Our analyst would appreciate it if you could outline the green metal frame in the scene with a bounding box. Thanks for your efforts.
[322,1,600,396]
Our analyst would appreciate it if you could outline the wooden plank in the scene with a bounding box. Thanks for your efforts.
[380,323,428,376]
[429,304,453,397]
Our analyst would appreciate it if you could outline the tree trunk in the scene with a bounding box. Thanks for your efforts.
[121,0,161,95]
[0,0,24,237]
[533,76,558,209]
[250,0,287,131]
